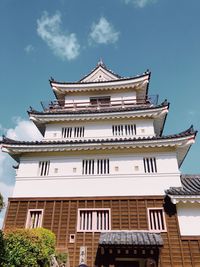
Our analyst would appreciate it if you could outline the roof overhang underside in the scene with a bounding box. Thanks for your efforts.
[99,232,163,247]
[1,133,196,164]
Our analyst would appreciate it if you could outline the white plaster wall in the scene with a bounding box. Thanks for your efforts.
[64,90,137,107]
[177,202,200,236]
[44,119,155,140]
[17,152,178,177]
[13,174,181,198]
[14,152,181,197]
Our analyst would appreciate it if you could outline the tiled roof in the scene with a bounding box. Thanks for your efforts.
[166,175,200,195]
[79,60,122,81]
[0,125,196,146]
[99,232,163,246]
[49,71,150,86]
[29,101,168,115]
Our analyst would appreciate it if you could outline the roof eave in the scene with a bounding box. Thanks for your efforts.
[168,195,200,204]
[50,73,150,100]
[1,132,196,161]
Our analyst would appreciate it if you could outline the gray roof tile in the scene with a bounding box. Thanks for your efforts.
[99,232,163,246]
[166,175,200,195]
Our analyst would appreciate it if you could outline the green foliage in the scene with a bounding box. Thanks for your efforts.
[0,193,4,212]
[3,227,56,267]
[56,252,68,266]
[0,230,5,267]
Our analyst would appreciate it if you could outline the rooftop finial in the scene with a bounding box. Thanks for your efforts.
[97,58,106,68]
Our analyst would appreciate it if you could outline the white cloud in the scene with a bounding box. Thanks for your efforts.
[89,17,120,45]
[24,44,34,54]
[124,0,157,8]
[37,11,80,60]
[6,117,42,141]
[0,118,42,228]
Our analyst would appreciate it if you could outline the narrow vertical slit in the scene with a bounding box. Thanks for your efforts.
[146,158,150,173]
[154,158,157,173]
[104,159,106,174]
[85,160,88,175]
[134,124,137,135]
[150,158,154,173]
[131,124,133,135]
[107,159,109,174]
[143,158,146,173]
[97,159,99,174]
[82,160,85,175]
[125,125,127,135]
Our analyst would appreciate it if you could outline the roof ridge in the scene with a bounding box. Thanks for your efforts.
[78,60,122,82]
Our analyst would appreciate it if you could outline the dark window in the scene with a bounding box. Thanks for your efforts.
[90,96,110,107]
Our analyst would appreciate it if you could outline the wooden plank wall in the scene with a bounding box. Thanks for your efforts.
[4,197,200,267]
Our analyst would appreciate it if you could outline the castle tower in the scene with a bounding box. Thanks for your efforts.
[1,61,200,267]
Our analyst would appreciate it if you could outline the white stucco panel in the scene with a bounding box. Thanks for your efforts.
[44,119,155,140]
[17,152,179,177]
[177,202,200,236]
[13,174,181,198]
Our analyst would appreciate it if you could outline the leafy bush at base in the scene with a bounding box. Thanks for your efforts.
[0,230,5,267]
[0,193,4,212]
[3,228,56,267]
[56,252,68,266]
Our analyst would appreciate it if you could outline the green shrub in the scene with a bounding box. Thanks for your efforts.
[0,230,5,267]
[0,193,4,212]
[56,251,68,266]
[3,227,56,267]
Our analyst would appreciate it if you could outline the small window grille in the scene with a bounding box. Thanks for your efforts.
[112,124,136,136]
[62,127,72,138]
[82,159,109,175]
[26,209,43,229]
[143,157,157,173]
[62,127,84,138]
[82,159,95,175]
[38,161,50,176]
[77,209,110,232]
[148,208,166,232]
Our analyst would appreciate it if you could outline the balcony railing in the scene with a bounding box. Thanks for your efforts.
[41,95,158,112]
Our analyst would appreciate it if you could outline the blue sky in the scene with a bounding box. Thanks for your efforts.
[0,0,200,226]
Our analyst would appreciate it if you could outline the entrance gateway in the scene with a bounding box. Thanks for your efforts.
[95,232,162,267]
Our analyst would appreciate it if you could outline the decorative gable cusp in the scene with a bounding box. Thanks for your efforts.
[80,61,121,83]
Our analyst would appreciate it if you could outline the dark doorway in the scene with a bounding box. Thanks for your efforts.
[115,261,140,267]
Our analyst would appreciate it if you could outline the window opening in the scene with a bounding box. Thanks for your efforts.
[39,161,50,176]
[143,157,157,173]
[112,124,136,136]
[83,159,109,175]
[62,126,84,138]
[26,209,43,229]
[77,209,110,232]
[148,208,166,231]
[90,96,110,107]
